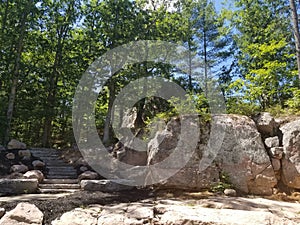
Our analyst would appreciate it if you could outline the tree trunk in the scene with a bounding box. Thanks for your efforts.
[103,79,115,145]
[290,0,300,84]
[4,7,28,144]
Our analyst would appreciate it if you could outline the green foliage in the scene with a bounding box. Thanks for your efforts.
[211,171,233,193]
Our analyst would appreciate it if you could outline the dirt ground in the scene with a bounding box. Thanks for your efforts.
[0,189,152,225]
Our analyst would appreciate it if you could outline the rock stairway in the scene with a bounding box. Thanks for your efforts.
[30,148,78,179]
[30,148,80,193]
[38,179,80,194]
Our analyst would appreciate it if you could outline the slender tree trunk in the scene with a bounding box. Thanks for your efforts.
[290,0,300,84]
[188,39,193,92]
[203,29,208,98]
[42,32,63,147]
[103,79,115,144]
[4,8,27,144]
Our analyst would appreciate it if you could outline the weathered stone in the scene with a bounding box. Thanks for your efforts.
[253,112,278,137]
[224,188,237,197]
[79,166,88,172]
[24,170,44,183]
[0,179,38,195]
[10,164,29,173]
[0,208,5,219]
[270,147,284,159]
[0,202,43,225]
[7,139,26,150]
[271,158,281,171]
[78,171,99,181]
[265,136,280,148]
[80,180,134,192]
[280,119,300,189]
[18,149,31,158]
[52,207,98,225]
[5,153,15,160]
[32,160,45,168]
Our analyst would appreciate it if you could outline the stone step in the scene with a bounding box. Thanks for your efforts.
[46,175,78,179]
[47,167,77,171]
[42,179,79,184]
[38,188,80,194]
[39,183,80,189]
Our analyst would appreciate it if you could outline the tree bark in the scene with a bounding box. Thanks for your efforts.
[4,7,28,144]
[290,0,300,84]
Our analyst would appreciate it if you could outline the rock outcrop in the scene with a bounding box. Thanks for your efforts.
[147,114,277,195]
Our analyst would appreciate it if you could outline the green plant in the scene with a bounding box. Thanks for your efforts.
[211,172,233,193]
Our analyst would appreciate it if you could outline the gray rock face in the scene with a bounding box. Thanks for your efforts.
[80,180,134,192]
[0,179,38,195]
[0,203,43,225]
[280,119,300,188]
[7,139,26,150]
[147,114,277,195]
[214,114,277,195]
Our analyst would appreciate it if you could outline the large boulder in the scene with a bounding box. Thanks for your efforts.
[147,114,277,195]
[0,179,38,195]
[7,139,26,150]
[0,203,43,225]
[23,170,44,183]
[18,149,31,158]
[280,119,300,189]
[214,114,277,195]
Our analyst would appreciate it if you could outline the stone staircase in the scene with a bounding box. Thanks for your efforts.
[30,148,80,193]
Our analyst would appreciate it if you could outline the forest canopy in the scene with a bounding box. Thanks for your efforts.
[0,0,299,148]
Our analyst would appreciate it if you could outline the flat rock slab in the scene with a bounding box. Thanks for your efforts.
[0,179,38,195]
[53,196,300,225]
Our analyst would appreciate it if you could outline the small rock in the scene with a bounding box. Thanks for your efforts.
[271,158,281,171]
[0,208,5,218]
[24,170,44,183]
[0,145,5,151]
[265,136,279,148]
[78,171,99,181]
[32,160,45,168]
[224,189,237,197]
[10,164,29,173]
[0,202,43,225]
[270,147,284,159]
[7,139,26,150]
[79,166,88,172]
[5,153,15,160]
[18,149,31,158]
